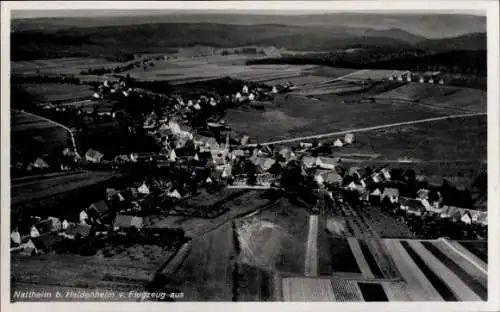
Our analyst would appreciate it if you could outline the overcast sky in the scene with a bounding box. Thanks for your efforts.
[12,9,486,19]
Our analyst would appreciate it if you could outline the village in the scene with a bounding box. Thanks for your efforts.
[10,74,487,259]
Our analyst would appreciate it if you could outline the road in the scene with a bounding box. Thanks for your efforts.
[304,214,319,277]
[246,112,486,147]
[15,109,81,158]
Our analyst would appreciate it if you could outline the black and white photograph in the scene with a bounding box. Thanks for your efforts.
[1,0,499,308]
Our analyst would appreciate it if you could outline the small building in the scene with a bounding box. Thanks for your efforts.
[439,79,445,85]
[382,187,400,204]
[242,85,249,94]
[419,77,425,84]
[113,215,143,230]
[137,182,150,195]
[87,201,110,220]
[30,225,41,238]
[344,133,355,145]
[417,189,430,200]
[85,149,104,163]
[333,139,344,148]
[33,157,49,169]
[400,197,426,216]
[272,86,278,94]
[322,171,343,186]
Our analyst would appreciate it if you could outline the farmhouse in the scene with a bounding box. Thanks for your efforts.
[344,133,355,145]
[333,139,344,148]
[114,215,144,230]
[85,149,104,163]
[33,157,49,169]
[399,197,426,216]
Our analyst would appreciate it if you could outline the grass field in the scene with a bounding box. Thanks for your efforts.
[12,57,124,76]
[235,198,309,275]
[21,83,93,102]
[163,222,235,301]
[11,251,159,301]
[374,83,486,113]
[11,171,117,209]
[11,110,72,162]
[226,93,446,142]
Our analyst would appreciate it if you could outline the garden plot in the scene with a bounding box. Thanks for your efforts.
[282,277,335,301]
[21,83,93,102]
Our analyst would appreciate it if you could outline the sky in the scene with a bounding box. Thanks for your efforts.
[12,9,486,20]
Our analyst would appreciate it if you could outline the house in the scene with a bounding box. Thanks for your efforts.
[369,188,382,204]
[419,77,425,83]
[440,205,459,219]
[380,168,391,180]
[30,225,41,238]
[272,86,278,94]
[348,167,361,180]
[344,133,355,145]
[389,76,395,81]
[85,149,104,163]
[333,139,344,148]
[79,209,89,224]
[241,135,250,146]
[322,171,343,186]
[439,79,445,85]
[407,75,412,82]
[11,229,21,246]
[302,156,317,169]
[65,223,92,238]
[87,201,110,220]
[460,211,473,225]
[314,172,325,186]
[400,197,426,216]
[242,85,249,94]
[248,93,255,101]
[113,215,144,230]
[417,189,430,200]
[137,182,150,195]
[428,78,435,84]
[167,189,182,199]
[315,157,336,170]
[33,157,49,169]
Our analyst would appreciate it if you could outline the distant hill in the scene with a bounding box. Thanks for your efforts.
[11,12,486,39]
[416,32,486,51]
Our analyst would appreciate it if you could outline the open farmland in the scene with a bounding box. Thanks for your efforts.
[338,69,410,81]
[11,171,118,212]
[235,198,309,275]
[373,83,486,113]
[159,222,235,301]
[12,57,125,76]
[21,83,94,103]
[11,110,72,162]
[11,251,162,301]
[226,93,447,142]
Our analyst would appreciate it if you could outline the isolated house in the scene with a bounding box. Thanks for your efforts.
[242,85,249,94]
[85,149,104,163]
[33,158,49,169]
[419,77,425,84]
[333,139,344,148]
[272,86,278,94]
[137,182,150,195]
[344,133,355,145]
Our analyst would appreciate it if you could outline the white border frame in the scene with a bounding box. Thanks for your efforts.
[1,1,499,312]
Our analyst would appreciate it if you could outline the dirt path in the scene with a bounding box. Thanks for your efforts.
[247,112,486,147]
[304,215,319,277]
[14,109,81,158]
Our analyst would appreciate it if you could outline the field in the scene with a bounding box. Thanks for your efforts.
[11,246,168,302]
[21,83,93,103]
[11,170,118,213]
[373,83,486,113]
[235,198,310,276]
[12,57,125,76]
[338,69,410,81]
[159,222,235,301]
[226,92,446,142]
[11,110,72,162]
[384,239,487,301]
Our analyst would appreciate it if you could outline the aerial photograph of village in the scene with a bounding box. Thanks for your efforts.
[8,7,488,302]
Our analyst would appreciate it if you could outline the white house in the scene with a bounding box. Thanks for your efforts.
[242,85,249,94]
[272,86,278,94]
[248,93,255,101]
[138,182,150,195]
[169,149,177,162]
[11,229,21,245]
[333,139,344,148]
[344,133,355,145]
[79,210,89,224]
[419,77,425,84]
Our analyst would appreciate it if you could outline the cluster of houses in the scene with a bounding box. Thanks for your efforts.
[388,71,445,85]
[10,178,189,257]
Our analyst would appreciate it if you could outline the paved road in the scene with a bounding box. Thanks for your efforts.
[247,112,486,147]
[15,109,81,158]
